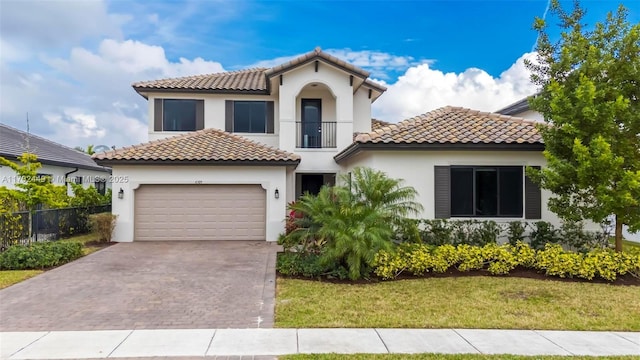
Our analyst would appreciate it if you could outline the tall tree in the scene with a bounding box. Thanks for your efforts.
[525,0,640,251]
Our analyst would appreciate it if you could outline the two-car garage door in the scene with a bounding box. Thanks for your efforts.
[134,184,266,241]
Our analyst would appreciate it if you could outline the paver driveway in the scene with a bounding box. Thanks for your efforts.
[0,241,279,331]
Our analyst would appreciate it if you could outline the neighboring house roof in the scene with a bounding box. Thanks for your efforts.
[133,68,269,95]
[495,95,536,115]
[93,128,301,166]
[0,123,109,172]
[335,106,544,162]
[132,47,386,97]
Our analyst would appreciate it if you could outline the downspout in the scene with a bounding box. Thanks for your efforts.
[65,167,79,194]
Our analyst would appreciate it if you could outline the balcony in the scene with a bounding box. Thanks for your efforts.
[296,121,337,148]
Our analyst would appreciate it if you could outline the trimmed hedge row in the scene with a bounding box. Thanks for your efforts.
[0,241,83,270]
[373,242,640,281]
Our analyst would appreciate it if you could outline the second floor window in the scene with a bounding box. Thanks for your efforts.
[154,99,204,132]
[234,101,266,133]
[225,100,274,134]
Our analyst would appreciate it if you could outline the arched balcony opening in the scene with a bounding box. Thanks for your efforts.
[295,82,337,148]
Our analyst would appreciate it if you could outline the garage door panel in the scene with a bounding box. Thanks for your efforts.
[134,184,266,241]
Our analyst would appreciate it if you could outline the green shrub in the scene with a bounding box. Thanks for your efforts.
[530,221,559,249]
[419,220,454,246]
[506,221,527,246]
[0,241,83,270]
[276,252,349,279]
[89,213,117,242]
[557,221,609,252]
[393,218,421,243]
[418,220,501,246]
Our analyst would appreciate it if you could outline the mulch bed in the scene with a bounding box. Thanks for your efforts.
[280,266,640,286]
[84,240,115,249]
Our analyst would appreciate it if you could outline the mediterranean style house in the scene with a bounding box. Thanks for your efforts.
[1,123,111,195]
[94,47,561,242]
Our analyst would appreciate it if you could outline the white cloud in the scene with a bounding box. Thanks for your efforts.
[372,52,539,122]
[326,49,430,77]
[1,39,225,148]
[0,0,127,52]
[44,109,106,139]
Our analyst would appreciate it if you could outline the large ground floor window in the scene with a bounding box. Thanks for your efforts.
[451,166,523,217]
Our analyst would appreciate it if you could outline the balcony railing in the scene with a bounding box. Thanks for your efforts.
[296,121,337,148]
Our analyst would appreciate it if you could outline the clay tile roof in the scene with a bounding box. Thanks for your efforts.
[371,118,391,131]
[264,47,370,78]
[132,68,268,93]
[355,106,543,145]
[363,79,387,92]
[93,129,300,165]
[131,48,386,95]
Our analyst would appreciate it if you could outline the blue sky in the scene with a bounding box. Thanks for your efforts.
[1,0,637,148]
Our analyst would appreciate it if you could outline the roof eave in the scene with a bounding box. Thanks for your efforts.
[94,159,301,167]
[334,142,545,163]
[265,56,369,80]
[132,87,270,96]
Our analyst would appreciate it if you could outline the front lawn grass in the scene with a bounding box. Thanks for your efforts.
[276,277,640,331]
[0,270,43,289]
[623,239,640,251]
[59,232,105,255]
[609,237,640,251]
[281,355,638,360]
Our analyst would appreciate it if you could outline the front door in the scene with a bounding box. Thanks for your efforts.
[301,99,322,148]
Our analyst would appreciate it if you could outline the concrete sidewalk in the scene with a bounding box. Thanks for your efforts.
[1,328,639,359]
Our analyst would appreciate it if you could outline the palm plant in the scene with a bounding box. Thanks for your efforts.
[281,167,423,280]
[345,167,423,229]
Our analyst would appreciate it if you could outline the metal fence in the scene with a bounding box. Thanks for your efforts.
[0,205,111,251]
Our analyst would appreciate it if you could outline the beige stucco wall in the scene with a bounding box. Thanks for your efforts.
[278,62,358,174]
[110,165,288,242]
[353,87,373,133]
[341,149,599,230]
[145,62,375,175]
[147,93,281,148]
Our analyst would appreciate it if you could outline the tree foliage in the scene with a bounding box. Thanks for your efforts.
[525,0,640,251]
[69,183,111,207]
[74,144,95,155]
[0,153,69,211]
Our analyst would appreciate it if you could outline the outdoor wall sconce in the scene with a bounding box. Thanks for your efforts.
[274,188,280,199]
[118,188,124,199]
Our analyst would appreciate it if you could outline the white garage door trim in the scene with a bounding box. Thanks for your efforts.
[134,184,266,241]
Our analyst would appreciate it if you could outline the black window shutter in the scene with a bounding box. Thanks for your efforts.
[525,166,542,219]
[266,101,275,134]
[434,166,451,218]
[154,99,163,131]
[225,100,233,132]
[195,100,204,130]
